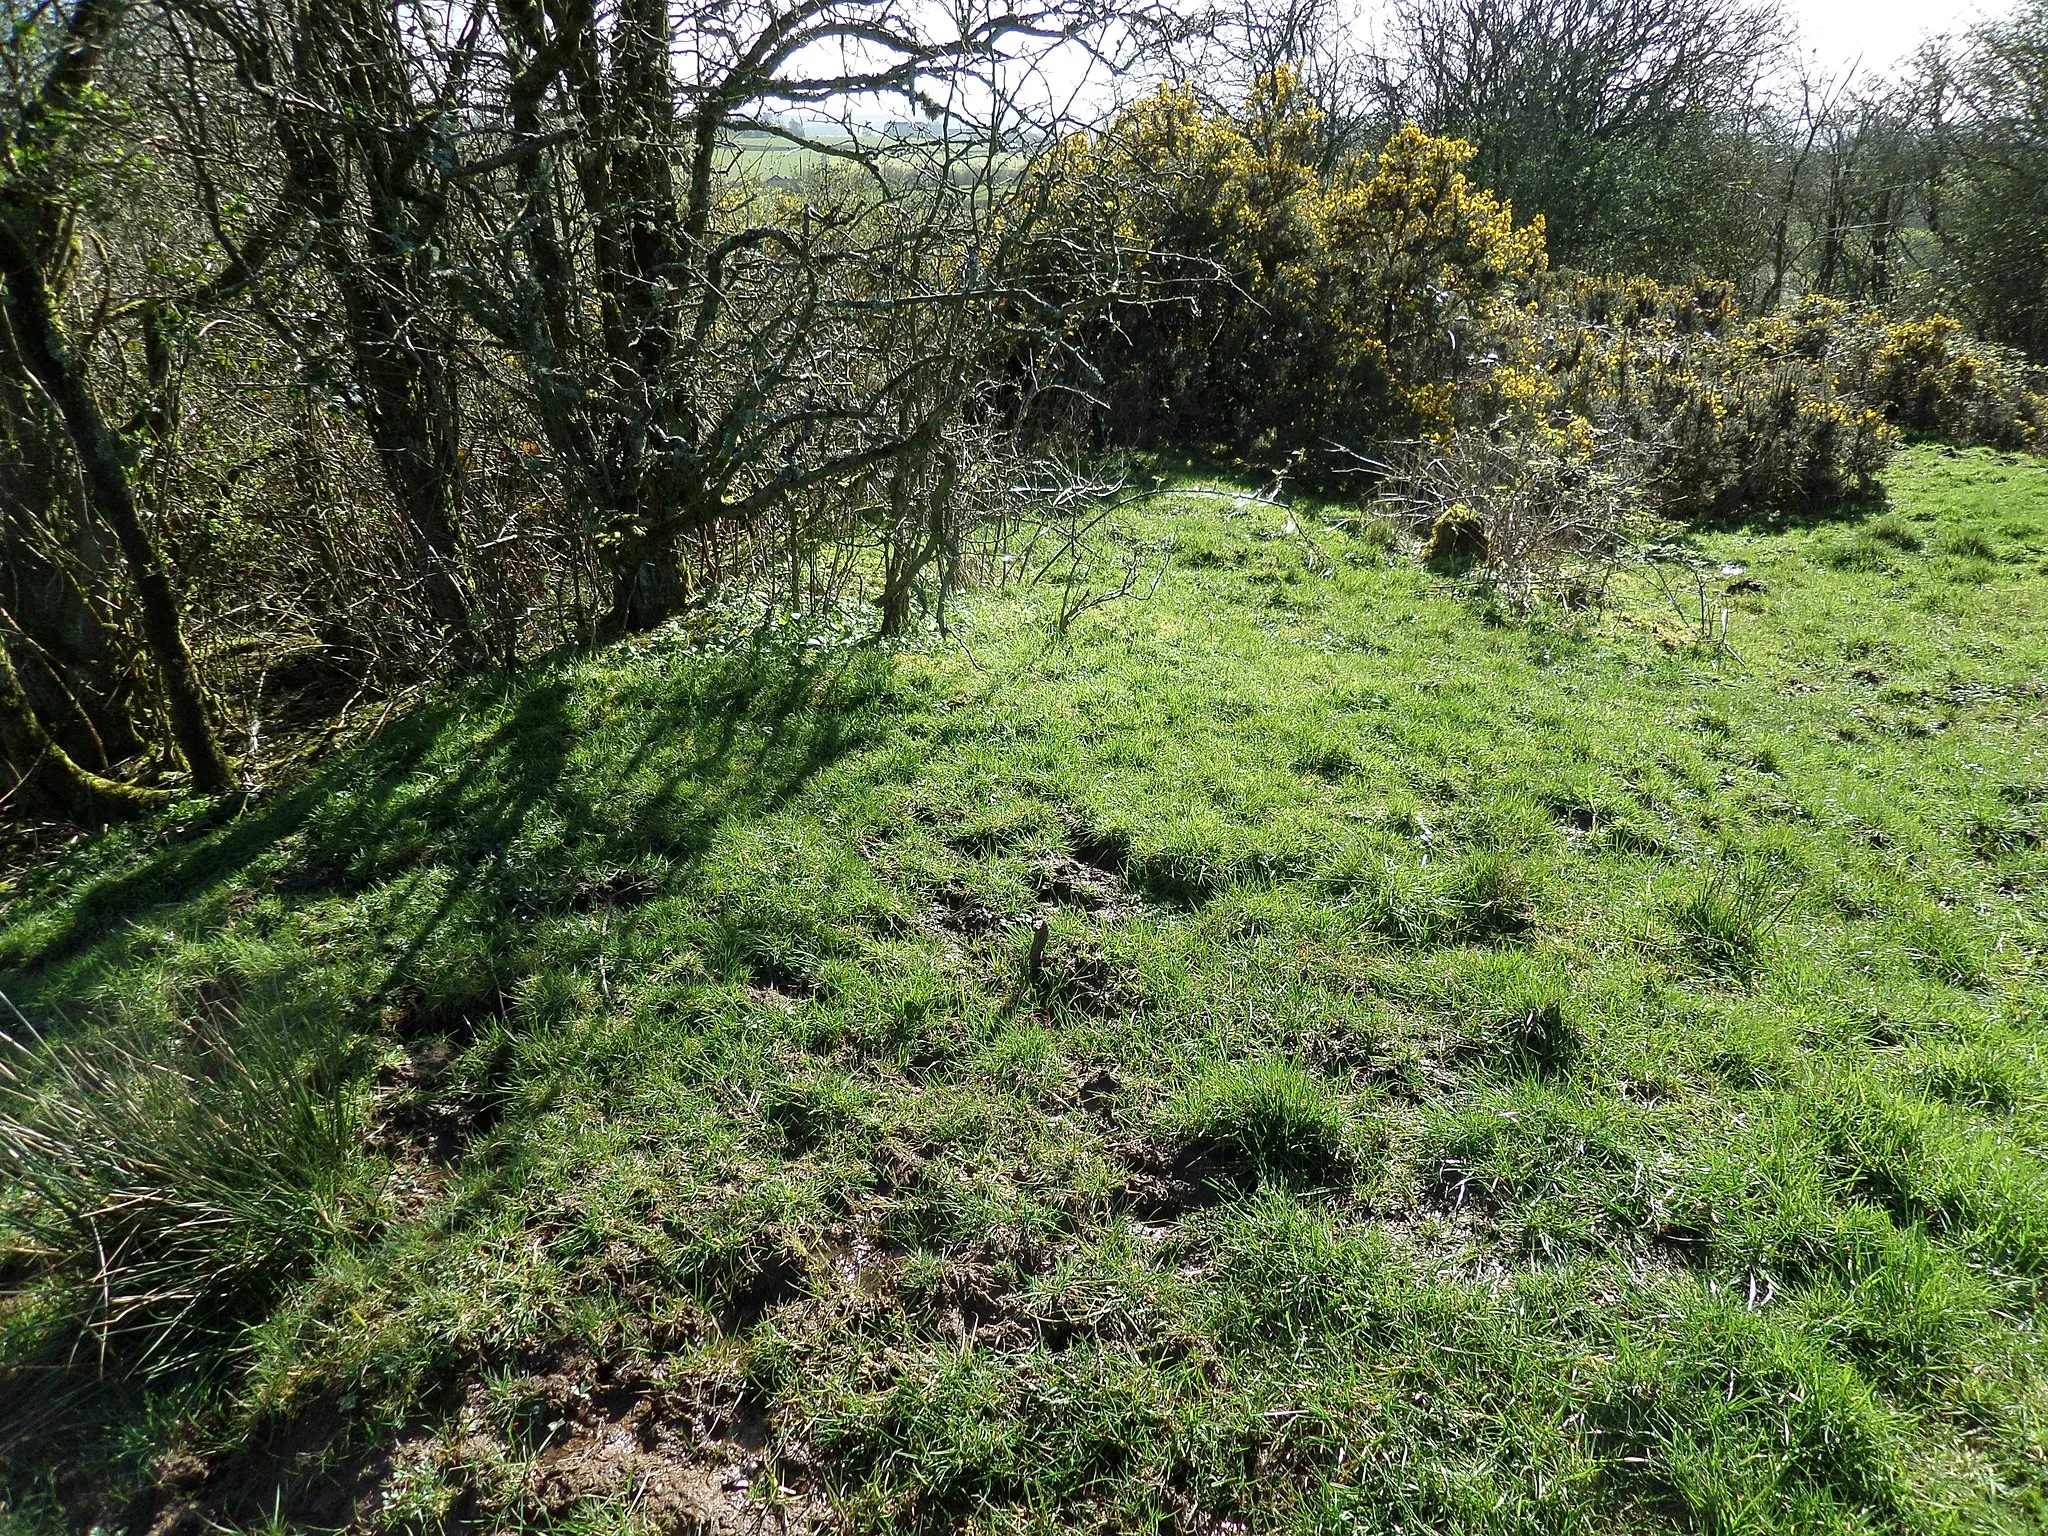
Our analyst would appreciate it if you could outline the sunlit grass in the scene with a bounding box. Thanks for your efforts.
[2,444,2045,1533]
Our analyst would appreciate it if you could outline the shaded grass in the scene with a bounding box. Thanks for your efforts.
[1,445,2046,1533]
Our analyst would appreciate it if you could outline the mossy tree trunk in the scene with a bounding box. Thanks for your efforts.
[0,345,148,772]
[0,629,165,822]
[0,214,233,795]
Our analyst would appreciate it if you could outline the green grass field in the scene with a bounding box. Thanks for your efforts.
[3,444,2046,1534]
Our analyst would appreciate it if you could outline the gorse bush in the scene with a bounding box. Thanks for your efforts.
[1312,123,1549,441]
[1776,302,2048,451]
[1484,277,1898,524]
[1035,75,1545,460]
[0,1010,371,1377]
[1040,91,1987,555]
[1410,276,2044,587]
[1380,275,1901,597]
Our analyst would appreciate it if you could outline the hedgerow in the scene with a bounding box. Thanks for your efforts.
[1034,86,2044,571]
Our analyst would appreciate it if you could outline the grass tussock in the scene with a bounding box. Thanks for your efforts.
[1667,855,1801,972]
[1164,1058,1355,1185]
[0,1010,368,1378]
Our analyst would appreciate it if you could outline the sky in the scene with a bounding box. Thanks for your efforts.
[1787,0,2000,72]
[787,0,2027,134]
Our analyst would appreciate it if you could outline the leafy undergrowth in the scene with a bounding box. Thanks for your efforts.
[2,444,2046,1535]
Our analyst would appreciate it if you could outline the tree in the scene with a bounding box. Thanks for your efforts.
[1757,64,1849,310]
[1941,0,2048,354]
[445,0,1149,634]
[1376,0,1785,275]
[169,0,483,652]
[0,0,233,798]
[0,627,166,822]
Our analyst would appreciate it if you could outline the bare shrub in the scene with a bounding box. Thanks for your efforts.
[1376,422,1654,610]
[1012,458,1175,637]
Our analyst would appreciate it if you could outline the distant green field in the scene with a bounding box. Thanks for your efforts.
[3,444,2046,1533]
[724,128,1024,191]
[728,129,838,186]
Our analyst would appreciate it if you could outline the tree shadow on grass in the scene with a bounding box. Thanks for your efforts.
[1685,487,1892,536]
[0,630,905,1524]
[0,630,897,1009]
